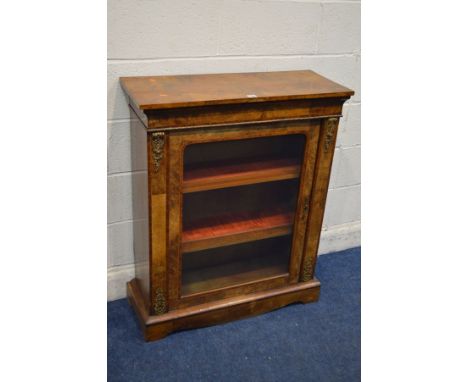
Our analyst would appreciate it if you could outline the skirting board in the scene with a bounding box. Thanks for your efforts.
[107,221,360,301]
[318,221,361,255]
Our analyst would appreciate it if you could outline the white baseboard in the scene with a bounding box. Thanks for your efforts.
[107,221,361,301]
[107,263,134,302]
[318,221,361,255]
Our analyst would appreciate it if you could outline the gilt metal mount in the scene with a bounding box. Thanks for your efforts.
[301,256,313,282]
[151,132,165,172]
[323,118,338,153]
[153,287,167,315]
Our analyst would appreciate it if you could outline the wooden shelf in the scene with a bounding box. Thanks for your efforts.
[183,157,301,193]
[182,209,294,253]
[181,253,288,296]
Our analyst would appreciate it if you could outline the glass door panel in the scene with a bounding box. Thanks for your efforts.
[181,134,306,296]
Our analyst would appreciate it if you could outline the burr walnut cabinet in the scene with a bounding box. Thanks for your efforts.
[120,70,353,341]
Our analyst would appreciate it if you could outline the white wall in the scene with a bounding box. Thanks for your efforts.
[107,0,361,300]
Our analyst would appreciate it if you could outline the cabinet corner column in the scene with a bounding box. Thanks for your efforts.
[148,131,168,315]
[300,117,340,282]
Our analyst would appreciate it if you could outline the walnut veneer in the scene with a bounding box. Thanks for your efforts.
[120,70,353,341]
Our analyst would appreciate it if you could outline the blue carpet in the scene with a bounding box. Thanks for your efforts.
[108,247,360,382]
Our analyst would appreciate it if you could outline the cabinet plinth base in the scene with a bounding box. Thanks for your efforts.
[127,278,321,342]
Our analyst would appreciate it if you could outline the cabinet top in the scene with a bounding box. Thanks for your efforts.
[120,70,353,111]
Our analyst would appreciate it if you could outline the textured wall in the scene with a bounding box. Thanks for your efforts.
[107,0,361,300]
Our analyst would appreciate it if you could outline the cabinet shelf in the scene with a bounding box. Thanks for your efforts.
[182,208,294,253]
[181,252,289,296]
[183,157,301,193]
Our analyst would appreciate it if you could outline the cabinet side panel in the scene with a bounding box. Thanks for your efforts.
[130,110,150,310]
[301,117,342,281]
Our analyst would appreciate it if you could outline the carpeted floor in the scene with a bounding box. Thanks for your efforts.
[108,247,360,382]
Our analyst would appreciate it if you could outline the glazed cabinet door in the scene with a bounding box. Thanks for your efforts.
[165,120,321,309]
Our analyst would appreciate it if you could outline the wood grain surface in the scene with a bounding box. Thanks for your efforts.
[120,70,354,111]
